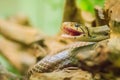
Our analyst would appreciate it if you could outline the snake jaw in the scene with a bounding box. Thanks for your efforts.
[61,22,86,40]
[63,26,84,36]
[61,26,85,39]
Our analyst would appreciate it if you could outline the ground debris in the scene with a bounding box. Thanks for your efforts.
[30,68,94,80]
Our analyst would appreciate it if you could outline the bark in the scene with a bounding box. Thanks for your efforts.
[62,0,83,24]
[30,68,94,80]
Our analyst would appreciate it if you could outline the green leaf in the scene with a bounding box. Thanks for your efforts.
[77,0,105,14]
[0,54,20,75]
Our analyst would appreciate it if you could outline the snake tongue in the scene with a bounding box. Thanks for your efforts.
[63,27,83,36]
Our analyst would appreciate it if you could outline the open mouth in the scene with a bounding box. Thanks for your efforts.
[62,26,83,36]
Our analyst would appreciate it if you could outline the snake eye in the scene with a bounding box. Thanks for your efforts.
[75,23,80,27]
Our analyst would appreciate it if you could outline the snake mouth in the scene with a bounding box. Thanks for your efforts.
[62,26,83,36]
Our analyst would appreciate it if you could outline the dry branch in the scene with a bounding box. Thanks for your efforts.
[30,68,94,80]
[0,19,44,45]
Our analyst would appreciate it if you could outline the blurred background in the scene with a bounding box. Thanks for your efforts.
[0,0,104,35]
[0,0,105,77]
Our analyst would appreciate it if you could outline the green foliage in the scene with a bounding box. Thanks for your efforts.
[0,54,20,75]
[77,0,105,13]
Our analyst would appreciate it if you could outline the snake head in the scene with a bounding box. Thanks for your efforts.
[61,22,110,42]
[61,22,87,39]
